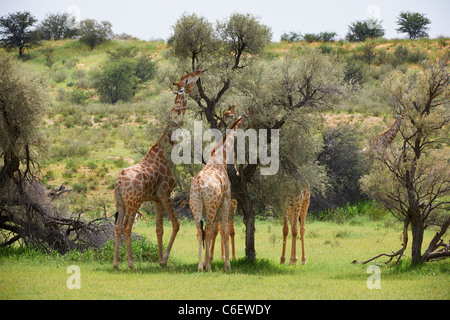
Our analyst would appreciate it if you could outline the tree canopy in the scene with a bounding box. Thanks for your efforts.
[396,11,431,40]
[346,19,385,42]
[0,11,38,56]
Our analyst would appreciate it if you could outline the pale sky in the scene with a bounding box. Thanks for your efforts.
[1,0,449,41]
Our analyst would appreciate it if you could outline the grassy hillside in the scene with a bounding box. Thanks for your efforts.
[4,37,449,219]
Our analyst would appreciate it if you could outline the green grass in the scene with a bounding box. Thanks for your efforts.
[1,219,448,300]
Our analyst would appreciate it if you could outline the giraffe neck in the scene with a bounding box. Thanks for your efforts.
[207,118,243,168]
[142,91,189,164]
[375,117,403,151]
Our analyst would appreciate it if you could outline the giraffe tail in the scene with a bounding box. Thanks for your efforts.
[200,219,205,248]
[114,181,125,228]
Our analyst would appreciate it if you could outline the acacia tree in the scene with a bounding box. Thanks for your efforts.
[0,11,38,57]
[346,19,384,42]
[0,54,116,252]
[79,19,112,51]
[396,11,431,40]
[170,12,272,130]
[37,12,78,40]
[231,53,346,259]
[360,59,450,265]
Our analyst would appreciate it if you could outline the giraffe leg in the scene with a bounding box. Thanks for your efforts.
[220,224,225,261]
[220,200,231,271]
[154,202,165,265]
[113,222,121,269]
[189,191,204,272]
[300,191,310,265]
[203,221,213,271]
[122,214,136,270]
[160,197,180,266]
[229,225,236,260]
[113,184,125,269]
[229,202,236,260]
[210,222,219,262]
[300,217,306,265]
[290,218,299,265]
[280,213,289,264]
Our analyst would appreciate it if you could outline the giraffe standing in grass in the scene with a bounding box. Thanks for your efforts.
[113,70,204,269]
[281,189,310,265]
[189,117,245,272]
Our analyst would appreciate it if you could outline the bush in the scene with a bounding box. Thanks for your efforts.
[344,59,365,86]
[70,88,90,105]
[49,139,91,159]
[310,125,368,213]
[99,237,161,263]
[53,70,68,83]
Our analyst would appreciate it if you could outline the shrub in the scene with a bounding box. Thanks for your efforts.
[407,49,428,64]
[72,182,87,194]
[343,59,365,86]
[303,33,321,42]
[99,237,160,263]
[70,88,90,105]
[49,139,91,159]
[53,70,68,83]
[394,44,409,65]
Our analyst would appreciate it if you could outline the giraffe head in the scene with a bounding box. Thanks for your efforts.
[171,69,205,118]
[173,69,205,95]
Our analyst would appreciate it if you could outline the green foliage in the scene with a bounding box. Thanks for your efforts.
[217,13,272,69]
[171,12,271,70]
[37,12,78,40]
[101,237,161,263]
[396,11,431,40]
[346,19,385,42]
[312,125,368,212]
[0,53,48,165]
[91,46,156,104]
[49,138,91,160]
[170,13,215,69]
[304,32,337,43]
[79,19,112,50]
[343,58,365,86]
[70,88,90,105]
[0,11,39,56]
[92,57,138,104]
[280,31,302,42]
[52,69,68,83]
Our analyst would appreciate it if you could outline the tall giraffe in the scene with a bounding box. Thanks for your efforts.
[365,114,410,251]
[113,70,204,269]
[281,189,310,265]
[189,117,245,272]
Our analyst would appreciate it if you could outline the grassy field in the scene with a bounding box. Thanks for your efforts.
[1,218,448,300]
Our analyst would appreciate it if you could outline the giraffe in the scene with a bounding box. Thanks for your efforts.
[363,114,405,155]
[280,189,311,265]
[364,114,410,252]
[113,69,204,269]
[189,117,245,272]
[210,198,238,262]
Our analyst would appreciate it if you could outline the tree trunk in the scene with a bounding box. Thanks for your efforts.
[229,164,257,261]
[242,189,256,261]
[410,218,424,265]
